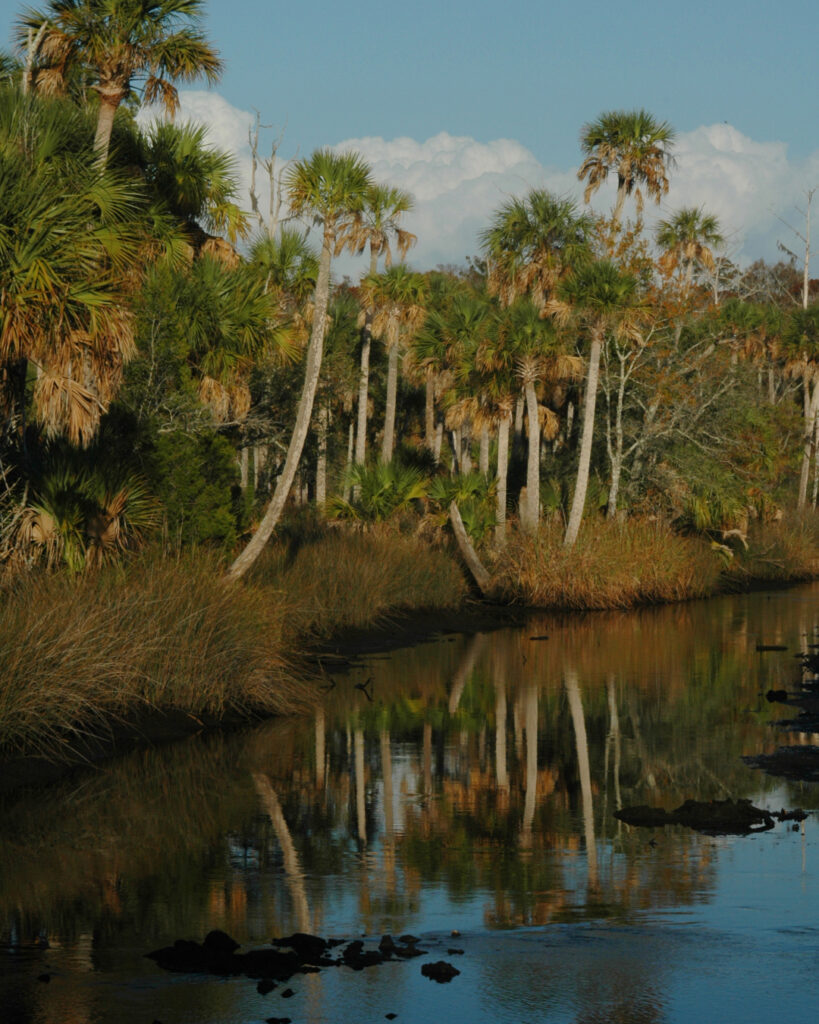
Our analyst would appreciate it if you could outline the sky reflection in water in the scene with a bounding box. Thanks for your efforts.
[2,586,819,1022]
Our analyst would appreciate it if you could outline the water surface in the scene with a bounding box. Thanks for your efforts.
[2,586,819,1023]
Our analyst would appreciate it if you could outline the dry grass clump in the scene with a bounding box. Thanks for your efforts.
[252,526,468,639]
[724,516,819,587]
[493,517,721,609]
[0,551,310,758]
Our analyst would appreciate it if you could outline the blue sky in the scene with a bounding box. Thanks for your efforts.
[202,0,818,166]
[6,0,819,271]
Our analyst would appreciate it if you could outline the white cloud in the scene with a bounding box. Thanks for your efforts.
[141,91,819,274]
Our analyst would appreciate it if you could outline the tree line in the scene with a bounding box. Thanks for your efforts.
[2,1,818,584]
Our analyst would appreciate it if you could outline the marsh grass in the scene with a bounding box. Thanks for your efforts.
[0,551,309,758]
[252,526,468,639]
[493,517,722,609]
[723,516,819,587]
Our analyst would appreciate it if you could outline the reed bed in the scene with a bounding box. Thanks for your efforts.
[252,526,469,639]
[492,517,722,609]
[0,552,309,758]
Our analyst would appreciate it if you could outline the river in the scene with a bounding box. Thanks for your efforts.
[1,585,818,1023]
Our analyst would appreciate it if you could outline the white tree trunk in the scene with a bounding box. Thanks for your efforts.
[479,424,490,475]
[495,412,511,545]
[227,223,335,580]
[798,374,819,510]
[381,342,399,463]
[315,403,329,508]
[355,333,371,465]
[522,380,540,533]
[564,328,603,548]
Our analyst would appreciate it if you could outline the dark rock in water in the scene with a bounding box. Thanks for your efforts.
[273,932,328,960]
[379,934,397,953]
[766,689,789,703]
[203,929,240,955]
[257,978,277,995]
[614,805,671,828]
[422,961,460,983]
[447,948,464,955]
[280,988,295,998]
[265,1018,291,1024]
[399,934,420,945]
[777,807,808,822]
[386,1015,398,1020]
[241,948,301,980]
[393,943,425,958]
[36,973,50,983]
[744,746,819,783]
[673,798,774,834]
[146,937,243,976]
[756,644,788,652]
[616,799,778,835]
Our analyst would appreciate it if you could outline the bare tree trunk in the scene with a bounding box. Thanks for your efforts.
[343,420,354,502]
[315,403,328,508]
[798,374,819,510]
[513,393,525,455]
[495,412,511,545]
[449,501,491,594]
[522,380,540,533]
[227,223,335,580]
[239,446,249,491]
[381,342,399,463]
[433,419,443,464]
[425,367,436,452]
[479,424,490,475]
[460,424,473,474]
[93,90,123,167]
[355,333,371,465]
[564,328,603,549]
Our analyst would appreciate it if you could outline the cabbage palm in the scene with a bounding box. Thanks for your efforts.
[0,89,140,447]
[227,149,373,580]
[342,184,416,466]
[360,265,427,463]
[547,261,642,548]
[17,0,223,165]
[481,189,592,309]
[656,206,723,296]
[578,109,675,229]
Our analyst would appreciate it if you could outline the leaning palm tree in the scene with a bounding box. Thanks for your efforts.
[340,183,416,466]
[359,266,427,463]
[227,149,373,581]
[547,261,642,548]
[17,0,223,165]
[578,109,676,229]
[656,206,723,297]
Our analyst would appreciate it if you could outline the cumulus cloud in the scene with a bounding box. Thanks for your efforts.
[141,91,819,274]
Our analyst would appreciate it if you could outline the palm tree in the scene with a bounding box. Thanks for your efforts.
[0,89,140,447]
[547,261,642,548]
[18,0,223,165]
[656,207,723,296]
[139,119,249,247]
[341,184,415,466]
[481,189,592,309]
[227,149,373,580]
[502,300,576,533]
[578,109,675,229]
[359,266,427,463]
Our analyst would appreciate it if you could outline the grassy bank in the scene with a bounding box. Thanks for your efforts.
[1,514,818,763]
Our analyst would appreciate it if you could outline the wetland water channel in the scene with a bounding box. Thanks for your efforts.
[3,585,819,1023]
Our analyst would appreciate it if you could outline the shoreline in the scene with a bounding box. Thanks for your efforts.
[1,557,817,796]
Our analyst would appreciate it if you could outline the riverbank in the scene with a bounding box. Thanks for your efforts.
[1,514,817,779]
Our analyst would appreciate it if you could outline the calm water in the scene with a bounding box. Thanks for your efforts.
[2,586,819,1023]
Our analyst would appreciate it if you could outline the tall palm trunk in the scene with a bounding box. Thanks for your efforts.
[381,341,399,463]
[355,248,379,464]
[479,424,490,475]
[522,380,540,533]
[315,403,329,507]
[564,326,604,548]
[93,88,124,167]
[227,223,334,580]
[798,373,819,510]
[495,411,511,545]
[425,366,436,452]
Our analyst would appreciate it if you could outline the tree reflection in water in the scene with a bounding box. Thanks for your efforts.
[2,586,819,1022]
